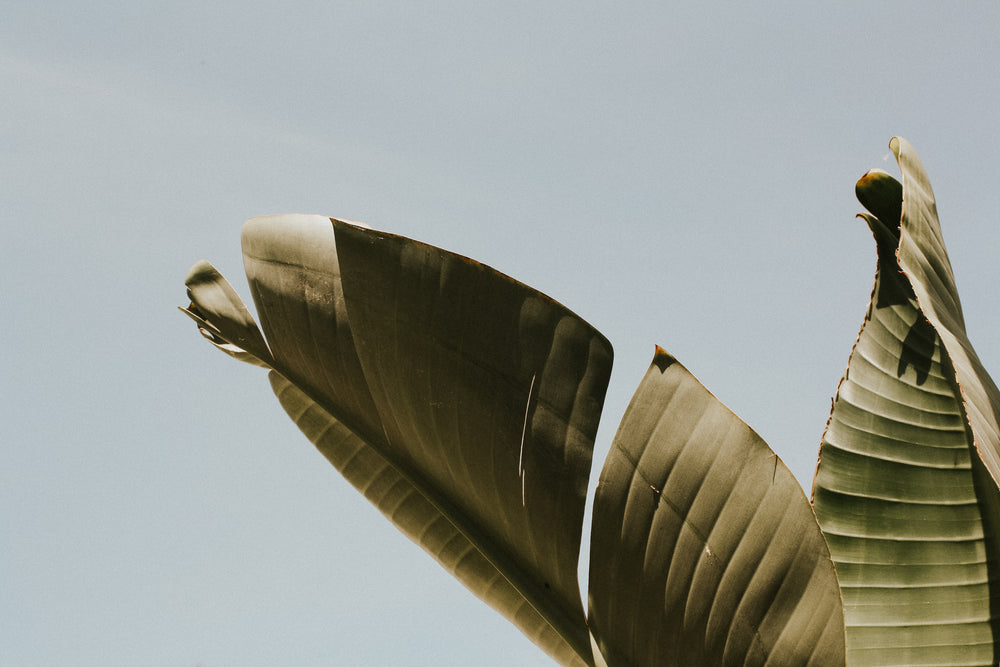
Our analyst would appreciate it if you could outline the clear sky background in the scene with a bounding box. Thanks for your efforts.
[4,2,1000,665]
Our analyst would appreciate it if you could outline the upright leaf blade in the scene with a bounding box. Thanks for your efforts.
[589,348,845,666]
[812,138,1000,665]
[891,137,1000,486]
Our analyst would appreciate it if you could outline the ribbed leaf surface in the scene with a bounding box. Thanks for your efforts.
[268,373,589,664]
[589,348,845,666]
[813,138,1000,665]
[891,137,1000,487]
[183,215,614,666]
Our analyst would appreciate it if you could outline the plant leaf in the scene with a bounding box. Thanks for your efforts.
[812,137,1000,665]
[891,137,1000,485]
[180,260,274,367]
[588,348,845,666]
[185,214,613,666]
[267,371,591,664]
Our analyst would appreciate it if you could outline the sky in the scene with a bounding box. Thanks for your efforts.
[3,2,1000,665]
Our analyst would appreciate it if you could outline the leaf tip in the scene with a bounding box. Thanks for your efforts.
[651,345,677,373]
[331,216,373,230]
[184,259,219,288]
[889,135,902,156]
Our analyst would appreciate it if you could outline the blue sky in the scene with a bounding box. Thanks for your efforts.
[4,2,1000,665]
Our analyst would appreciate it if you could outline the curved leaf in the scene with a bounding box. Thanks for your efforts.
[588,348,845,666]
[184,214,613,666]
[812,138,1000,665]
[179,260,274,367]
[891,137,1000,485]
[267,372,589,662]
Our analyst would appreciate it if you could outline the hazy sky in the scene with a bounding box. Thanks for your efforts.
[4,2,1000,665]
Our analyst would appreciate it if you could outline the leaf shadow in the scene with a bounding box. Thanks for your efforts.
[897,315,936,386]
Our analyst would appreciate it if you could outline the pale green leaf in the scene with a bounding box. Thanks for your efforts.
[891,137,1000,485]
[812,137,1000,666]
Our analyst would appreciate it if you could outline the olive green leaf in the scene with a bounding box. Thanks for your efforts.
[812,138,1000,665]
[183,215,612,666]
[588,348,845,666]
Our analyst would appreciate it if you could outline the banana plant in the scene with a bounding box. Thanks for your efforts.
[181,137,1000,665]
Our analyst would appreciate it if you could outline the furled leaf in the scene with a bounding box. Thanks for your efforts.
[891,138,1000,484]
[184,214,613,666]
[812,138,1000,665]
[588,348,845,666]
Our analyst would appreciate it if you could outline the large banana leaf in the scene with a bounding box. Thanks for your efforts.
[181,215,613,666]
[812,138,1000,665]
[588,348,845,665]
